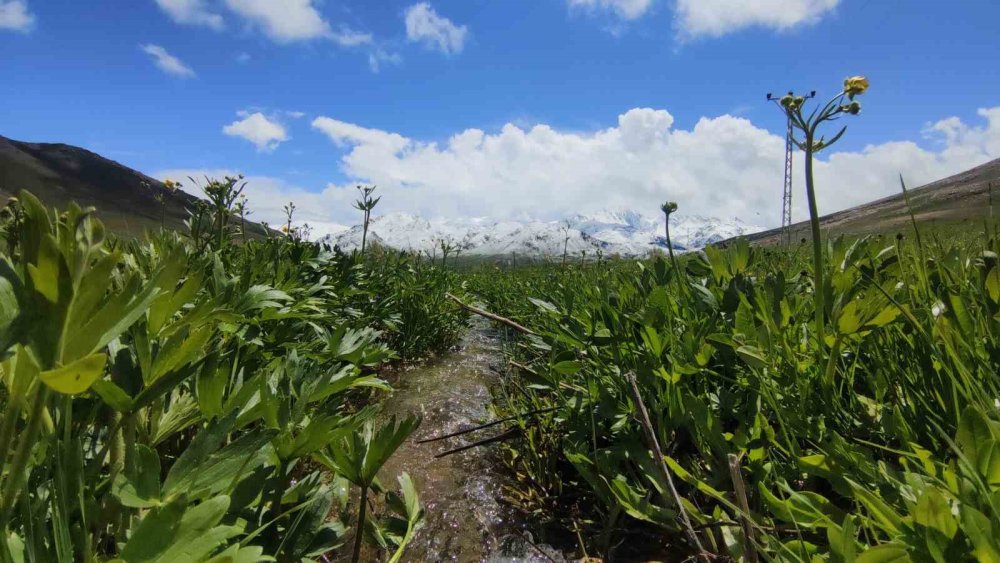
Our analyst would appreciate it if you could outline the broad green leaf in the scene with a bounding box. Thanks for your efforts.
[758,483,841,528]
[119,495,240,563]
[551,360,582,375]
[163,411,237,495]
[39,353,107,395]
[956,407,1000,487]
[91,379,134,411]
[962,506,1000,563]
[856,543,911,563]
[63,273,162,362]
[912,488,957,539]
[827,515,858,563]
[846,479,904,536]
[113,444,162,508]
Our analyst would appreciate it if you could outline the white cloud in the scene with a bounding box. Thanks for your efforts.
[140,44,196,78]
[223,112,289,152]
[675,0,839,39]
[404,3,468,55]
[236,51,251,63]
[330,25,372,47]
[368,48,403,73]
[569,0,654,20]
[0,1,34,32]
[153,0,224,30]
[162,106,1000,234]
[302,106,1000,227]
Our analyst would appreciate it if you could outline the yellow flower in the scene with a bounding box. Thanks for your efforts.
[163,179,180,191]
[280,225,289,233]
[843,76,869,96]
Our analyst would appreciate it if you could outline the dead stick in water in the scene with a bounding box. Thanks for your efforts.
[434,427,521,459]
[445,293,537,336]
[417,406,559,444]
[625,371,712,561]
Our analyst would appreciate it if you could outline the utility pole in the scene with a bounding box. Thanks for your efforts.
[767,90,815,243]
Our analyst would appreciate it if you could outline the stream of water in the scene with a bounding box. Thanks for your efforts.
[376,317,565,563]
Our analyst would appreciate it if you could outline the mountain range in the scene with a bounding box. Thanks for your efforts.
[322,210,762,257]
[2,133,997,256]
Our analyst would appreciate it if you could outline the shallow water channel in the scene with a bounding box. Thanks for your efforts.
[375,316,564,562]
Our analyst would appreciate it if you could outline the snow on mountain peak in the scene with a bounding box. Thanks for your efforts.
[321,210,763,257]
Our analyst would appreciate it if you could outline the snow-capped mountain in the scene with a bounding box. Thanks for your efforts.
[322,211,763,257]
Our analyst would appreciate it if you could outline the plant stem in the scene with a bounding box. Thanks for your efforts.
[823,334,843,389]
[0,386,50,528]
[803,132,825,351]
[351,484,369,563]
[665,214,685,297]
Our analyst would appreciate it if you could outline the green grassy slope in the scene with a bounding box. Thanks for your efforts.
[741,157,1000,245]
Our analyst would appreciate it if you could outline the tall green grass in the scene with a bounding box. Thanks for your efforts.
[0,187,464,562]
[467,229,1000,561]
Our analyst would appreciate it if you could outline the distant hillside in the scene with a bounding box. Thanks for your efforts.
[0,134,268,237]
[742,158,1000,245]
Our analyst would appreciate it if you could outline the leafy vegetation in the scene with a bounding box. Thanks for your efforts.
[466,226,1000,560]
[0,182,465,562]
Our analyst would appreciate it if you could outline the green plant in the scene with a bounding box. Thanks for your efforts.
[353,186,380,255]
[772,76,869,350]
[465,217,999,560]
[0,187,463,562]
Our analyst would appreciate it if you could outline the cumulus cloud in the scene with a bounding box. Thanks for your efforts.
[153,0,224,30]
[0,1,34,32]
[675,0,839,39]
[568,0,654,21]
[404,3,468,55]
[162,106,1000,232]
[140,44,196,78]
[223,112,289,152]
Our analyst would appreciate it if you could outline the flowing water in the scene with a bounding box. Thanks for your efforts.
[375,317,565,563]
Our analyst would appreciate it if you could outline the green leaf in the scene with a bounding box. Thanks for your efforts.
[39,353,107,395]
[119,495,240,563]
[758,483,842,528]
[912,488,957,539]
[63,273,162,362]
[362,415,420,484]
[91,379,134,411]
[528,298,559,314]
[956,407,1000,487]
[827,515,858,563]
[162,412,237,495]
[856,543,911,563]
[114,444,162,508]
[386,473,424,563]
[551,360,582,375]
[204,545,273,563]
[846,479,904,536]
[986,266,1000,303]
[736,346,767,370]
[962,506,1000,563]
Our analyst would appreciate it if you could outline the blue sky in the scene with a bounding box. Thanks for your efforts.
[2,0,999,233]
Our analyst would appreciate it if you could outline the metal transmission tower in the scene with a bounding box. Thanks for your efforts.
[767,90,815,242]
